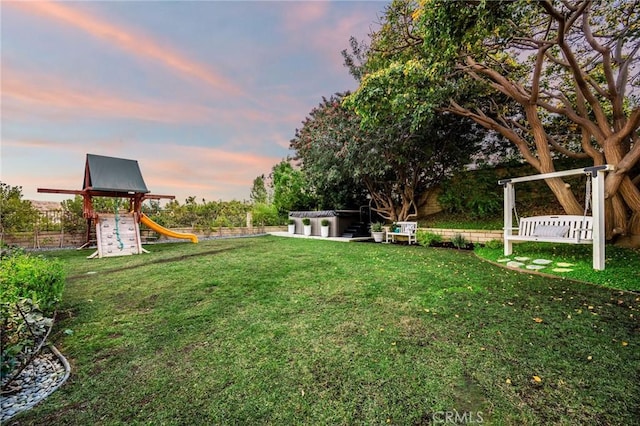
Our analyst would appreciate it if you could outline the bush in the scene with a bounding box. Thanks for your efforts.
[1,250,65,380]
[1,299,53,379]
[416,230,443,247]
[302,218,311,225]
[438,169,502,219]
[451,233,469,249]
[484,239,503,250]
[251,203,280,226]
[321,219,330,226]
[0,250,65,314]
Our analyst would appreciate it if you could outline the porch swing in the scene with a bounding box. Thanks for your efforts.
[498,165,614,270]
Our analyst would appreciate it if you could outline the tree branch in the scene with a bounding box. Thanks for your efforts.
[446,100,541,168]
[539,0,612,137]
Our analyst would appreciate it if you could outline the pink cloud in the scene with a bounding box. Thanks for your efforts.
[282,2,330,31]
[7,138,279,202]
[9,0,247,99]
[2,69,281,126]
[2,70,213,123]
[138,143,282,198]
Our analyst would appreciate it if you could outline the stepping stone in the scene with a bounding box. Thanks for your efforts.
[507,261,525,268]
[532,259,553,265]
[556,262,575,267]
[552,268,574,272]
[526,265,546,270]
[514,256,530,261]
[497,258,511,263]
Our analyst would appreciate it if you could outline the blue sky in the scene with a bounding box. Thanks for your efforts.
[1,0,387,203]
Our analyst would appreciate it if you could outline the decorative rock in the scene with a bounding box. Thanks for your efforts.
[506,261,525,268]
[514,256,530,261]
[496,258,511,263]
[556,262,575,267]
[0,346,70,423]
[532,259,553,265]
[526,265,546,270]
[552,268,574,272]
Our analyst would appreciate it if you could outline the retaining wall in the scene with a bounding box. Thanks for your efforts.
[420,228,503,244]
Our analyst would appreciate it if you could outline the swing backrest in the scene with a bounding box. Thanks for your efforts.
[519,215,593,241]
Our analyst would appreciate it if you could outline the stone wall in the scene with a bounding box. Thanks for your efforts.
[420,228,503,244]
[417,188,444,217]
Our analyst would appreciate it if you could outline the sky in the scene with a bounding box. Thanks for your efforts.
[1,0,387,205]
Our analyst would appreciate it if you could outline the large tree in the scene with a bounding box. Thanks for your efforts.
[0,183,39,243]
[348,0,640,243]
[249,174,269,205]
[292,93,482,221]
[270,160,316,217]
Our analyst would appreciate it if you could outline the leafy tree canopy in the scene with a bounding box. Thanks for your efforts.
[250,175,269,205]
[0,182,39,238]
[293,92,485,220]
[348,0,640,241]
[270,160,317,217]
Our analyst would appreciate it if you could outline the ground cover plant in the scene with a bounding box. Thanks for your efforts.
[12,237,640,424]
[476,242,640,292]
[423,212,503,231]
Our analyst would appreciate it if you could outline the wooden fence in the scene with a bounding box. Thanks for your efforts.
[3,226,287,249]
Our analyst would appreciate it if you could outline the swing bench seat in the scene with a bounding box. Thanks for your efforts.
[506,215,594,244]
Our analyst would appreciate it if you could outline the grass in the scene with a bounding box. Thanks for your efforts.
[475,242,640,292]
[13,237,640,425]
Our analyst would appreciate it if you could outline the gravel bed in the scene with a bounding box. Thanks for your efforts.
[1,346,70,422]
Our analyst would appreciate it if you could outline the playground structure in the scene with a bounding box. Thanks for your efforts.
[39,154,198,258]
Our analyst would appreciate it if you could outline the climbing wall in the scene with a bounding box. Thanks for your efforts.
[94,213,143,258]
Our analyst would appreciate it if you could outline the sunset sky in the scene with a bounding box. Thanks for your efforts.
[1,0,386,204]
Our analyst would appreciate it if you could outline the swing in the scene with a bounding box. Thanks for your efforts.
[498,165,614,270]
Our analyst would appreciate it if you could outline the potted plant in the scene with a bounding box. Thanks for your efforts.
[287,218,295,234]
[302,217,312,236]
[320,219,330,237]
[371,222,385,243]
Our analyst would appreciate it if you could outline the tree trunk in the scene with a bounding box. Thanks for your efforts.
[544,177,583,215]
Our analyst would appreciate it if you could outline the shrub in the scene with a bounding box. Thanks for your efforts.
[484,239,503,250]
[0,250,65,314]
[321,219,330,226]
[416,230,443,247]
[451,233,469,249]
[251,203,280,226]
[302,218,311,225]
[212,216,232,228]
[371,222,383,232]
[287,219,295,225]
[1,299,52,379]
[1,250,65,380]
[438,170,502,219]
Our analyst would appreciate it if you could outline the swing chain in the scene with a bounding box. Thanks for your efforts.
[511,185,520,226]
[583,174,592,218]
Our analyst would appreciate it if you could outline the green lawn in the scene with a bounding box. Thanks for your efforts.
[16,236,640,425]
[476,242,640,292]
